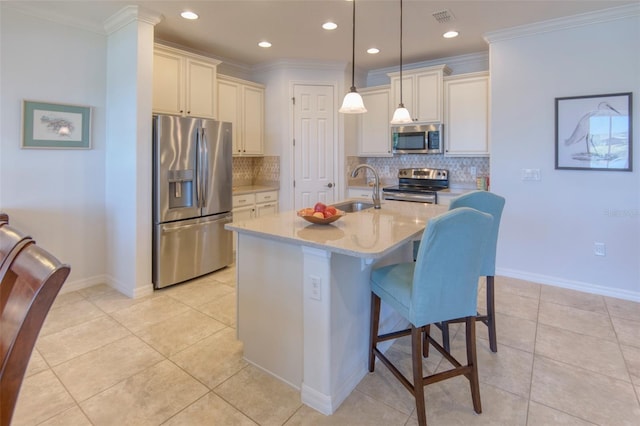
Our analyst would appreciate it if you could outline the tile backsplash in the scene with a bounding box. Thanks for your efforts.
[235,154,486,189]
[233,156,280,187]
[347,155,490,186]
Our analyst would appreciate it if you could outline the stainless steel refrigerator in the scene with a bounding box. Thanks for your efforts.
[152,115,233,289]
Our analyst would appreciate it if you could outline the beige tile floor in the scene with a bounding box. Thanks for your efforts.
[12,269,640,426]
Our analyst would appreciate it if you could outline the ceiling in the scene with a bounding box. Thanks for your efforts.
[8,0,635,71]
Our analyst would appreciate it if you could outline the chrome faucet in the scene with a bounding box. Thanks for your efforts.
[351,164,381,209]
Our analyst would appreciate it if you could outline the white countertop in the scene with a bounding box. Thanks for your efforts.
[226,199,447,259]
[232,185,279,195]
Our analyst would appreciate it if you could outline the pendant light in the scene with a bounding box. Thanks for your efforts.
[390,0,412,124]
[339,0,367,114]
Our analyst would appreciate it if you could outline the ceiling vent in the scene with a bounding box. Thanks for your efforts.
[432,9,455,24]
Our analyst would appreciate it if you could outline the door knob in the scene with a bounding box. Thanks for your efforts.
[327,183,334,188]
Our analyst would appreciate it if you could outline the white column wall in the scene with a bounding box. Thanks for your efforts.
[104,7,158,298]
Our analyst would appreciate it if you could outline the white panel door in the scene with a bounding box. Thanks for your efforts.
[294,84,335,209]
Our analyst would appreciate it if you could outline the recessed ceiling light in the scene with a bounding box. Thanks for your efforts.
[258,41,272,48]
[180,11,198,20]
[367,48,380,54]
[443,31,459,39]
[322,21,338,30]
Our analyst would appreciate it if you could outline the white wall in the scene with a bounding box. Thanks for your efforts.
[0,6,108,291]
[0,5,159,297]
[488,7,640,300]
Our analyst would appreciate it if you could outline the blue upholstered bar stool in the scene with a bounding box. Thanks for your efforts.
[369,207,493,426]
[442,190,505,353]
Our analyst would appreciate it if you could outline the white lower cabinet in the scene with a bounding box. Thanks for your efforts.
[436,193,455,206]
[437,190,475,206]
[232,190,278,251]
[233,193,255,211]
[347,188,374,199]
[256,191,278,217]
[233,205,255,221]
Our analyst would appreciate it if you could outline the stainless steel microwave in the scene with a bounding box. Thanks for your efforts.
[391,123,443,154]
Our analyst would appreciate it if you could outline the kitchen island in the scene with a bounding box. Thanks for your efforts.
[225,200,447,415]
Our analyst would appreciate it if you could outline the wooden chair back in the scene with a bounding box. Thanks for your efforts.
[0,242,70,425]
[0,225,33,272]
[0,212,8,225]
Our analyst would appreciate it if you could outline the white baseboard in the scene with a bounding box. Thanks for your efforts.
[300,364,367,416]
[59,274,109,294]
[497,268,640,302]
[105,274,154,299]
[60,274,153,299]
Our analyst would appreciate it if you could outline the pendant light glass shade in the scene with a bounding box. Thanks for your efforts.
[391,105,412,124]
[339,90,367,113]
[339,0,366,114]
[390,0,411,124]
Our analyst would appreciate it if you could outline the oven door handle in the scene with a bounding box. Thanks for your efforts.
[383,192,437,204]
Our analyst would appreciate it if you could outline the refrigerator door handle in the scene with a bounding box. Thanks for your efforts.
[201,128,209,208]
[161,222,202,233]
[195,130,200,208]
[196,129,203,208]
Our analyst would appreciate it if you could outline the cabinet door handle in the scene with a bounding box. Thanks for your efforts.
[327,183,333,188]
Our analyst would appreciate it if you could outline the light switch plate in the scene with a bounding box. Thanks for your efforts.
[521,168,541,181]
[310,275,322,300]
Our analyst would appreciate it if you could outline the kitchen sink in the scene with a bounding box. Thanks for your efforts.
[332,201,375,213]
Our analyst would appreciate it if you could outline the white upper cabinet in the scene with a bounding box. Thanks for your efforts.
[388,64,451,123]
[444,72,490,157]
[217,75,265,156]
[358,86,392,157]
[153,44,220,119]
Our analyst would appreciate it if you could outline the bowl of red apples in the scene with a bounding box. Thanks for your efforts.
[297,202,345,225]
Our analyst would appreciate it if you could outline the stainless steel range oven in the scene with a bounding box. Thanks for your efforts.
[382,168,449,204]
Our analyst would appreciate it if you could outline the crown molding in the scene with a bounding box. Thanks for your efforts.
[484,3,640,44]
[104,6,162,35]
[366,51,489,86]
[253,60,347,74]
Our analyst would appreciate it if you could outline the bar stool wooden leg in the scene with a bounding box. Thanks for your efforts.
[466,316,482,414]
[369,294,381,372]
[441,320,451,353]
[422,325,430,358]
[486,276,497,352]
[412,326,427,426]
